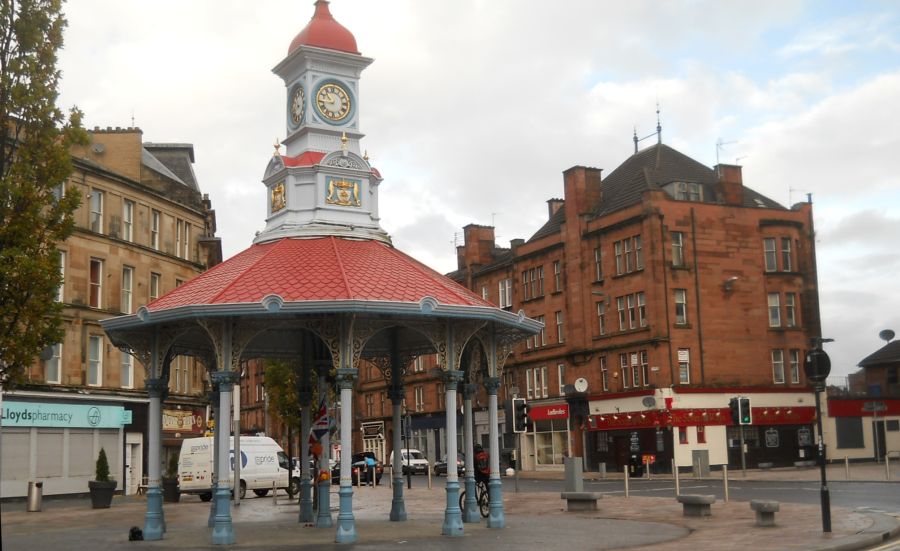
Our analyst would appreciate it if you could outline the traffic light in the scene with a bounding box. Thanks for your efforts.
[729,398,740,425]
[738,397,752,425]
[512,397,530,433]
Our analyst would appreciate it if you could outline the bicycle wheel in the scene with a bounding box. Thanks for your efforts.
[458,489,466,512]
[478,483,490,518]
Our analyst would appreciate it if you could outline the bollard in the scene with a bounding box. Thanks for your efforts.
[723,465,729,503]
[886,454,891,480]
[427,463,432,490]
[845,457,850,480]
[673,462,680,496]
[624,465,629,498]
[27,481,43,512]
[273,481,277,504]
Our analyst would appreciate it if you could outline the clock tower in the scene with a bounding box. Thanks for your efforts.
[256,0,390,244]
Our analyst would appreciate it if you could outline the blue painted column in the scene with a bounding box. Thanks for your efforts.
[485,376,505,528]
[389,387,407,521]
[143,377,165,541]
[211,370,239,545]
[316,373,333,528]
[207,387,220,528]
[335,367,358,543]
[461,383,479,523]
[298,389,314,523]
[442,369,465,536]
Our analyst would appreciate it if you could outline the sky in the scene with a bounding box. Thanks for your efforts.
[56,1,900,380]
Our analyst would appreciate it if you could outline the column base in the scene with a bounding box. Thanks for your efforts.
[390,476,407,521]
[442,480,464,536]
[299,478,314,523]
[334,485,357,543]
[462,476,479,523]
[487,477,505,528]
[316,480,332,528]
[211,486,236,545]
[143,487,165,541]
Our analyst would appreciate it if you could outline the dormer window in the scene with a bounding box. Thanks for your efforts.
[674,181,702,202]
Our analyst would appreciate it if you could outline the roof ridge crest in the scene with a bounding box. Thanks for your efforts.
[330,236,354,299]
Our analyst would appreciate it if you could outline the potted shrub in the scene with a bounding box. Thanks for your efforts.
[162,453,180,503]
[88,447,117,508]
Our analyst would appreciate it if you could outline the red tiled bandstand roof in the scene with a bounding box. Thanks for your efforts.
[148,237,492,312]
[288,0,359,56]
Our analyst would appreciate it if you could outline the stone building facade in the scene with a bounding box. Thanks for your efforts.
[1,127,221,498]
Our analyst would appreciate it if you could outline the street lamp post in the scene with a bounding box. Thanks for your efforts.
[805,337,833,533]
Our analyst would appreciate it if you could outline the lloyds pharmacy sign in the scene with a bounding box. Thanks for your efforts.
[1,401,131,429]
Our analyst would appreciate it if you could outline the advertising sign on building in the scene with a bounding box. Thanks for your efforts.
[1,401,129,428]
[162,409,206,434]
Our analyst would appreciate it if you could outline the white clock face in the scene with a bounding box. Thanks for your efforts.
[315,82,351,123]
[290,86,304,126]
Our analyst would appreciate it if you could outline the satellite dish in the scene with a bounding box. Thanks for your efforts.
[641,396,656,408]
[574,378,589,393]
[879,329,895,343]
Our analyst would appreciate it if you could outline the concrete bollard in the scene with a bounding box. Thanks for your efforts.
[673,462,680,496]
[624,465,629,498]
[723,465,729,503]
[564,457,584,493]
[845,457,850,480]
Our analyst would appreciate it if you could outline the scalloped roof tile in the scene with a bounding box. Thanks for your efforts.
[148,237,491,312]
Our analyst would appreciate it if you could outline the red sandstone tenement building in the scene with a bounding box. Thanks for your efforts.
[356,140,823,474]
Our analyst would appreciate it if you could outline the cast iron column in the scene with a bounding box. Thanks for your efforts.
[143,377,166,540]
[316,372,332,528]
[442,369,465,536]
[485,376,505,528]
[207,386,220,528]
[211,370,238,545]
[461,383,479,523]
[389,386,407,521]
[335,367,358,543]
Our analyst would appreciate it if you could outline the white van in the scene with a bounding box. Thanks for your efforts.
[399,448,430,474]
[178,436,301,501]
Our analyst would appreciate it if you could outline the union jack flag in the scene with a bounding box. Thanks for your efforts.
[308,398,329,445]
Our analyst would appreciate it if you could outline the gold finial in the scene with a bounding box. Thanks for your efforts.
[273,138,281,157]
[340,132,348,151]
[363,150,369,162]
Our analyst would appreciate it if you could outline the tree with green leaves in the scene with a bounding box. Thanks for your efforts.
[0,0,86,386]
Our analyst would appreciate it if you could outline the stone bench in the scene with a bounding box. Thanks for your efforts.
[560,491,603,512]
[794,460,816,468]
[750,500,780,526]
[676,494,715,517]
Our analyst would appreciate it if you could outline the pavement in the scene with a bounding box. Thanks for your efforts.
[2,461,898,551]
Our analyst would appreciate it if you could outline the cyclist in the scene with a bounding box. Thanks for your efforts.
[473,443,490,485]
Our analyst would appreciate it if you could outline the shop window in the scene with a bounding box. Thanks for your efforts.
[678,427,688,444]
[697,425,706,443]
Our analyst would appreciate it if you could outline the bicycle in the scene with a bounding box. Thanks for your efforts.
[458,479,489,518]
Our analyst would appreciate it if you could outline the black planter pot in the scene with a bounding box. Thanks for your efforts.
[162,478,180,503]
[88,480,117,509]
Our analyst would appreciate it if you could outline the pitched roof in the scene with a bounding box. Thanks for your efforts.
[594,143,784,217]
[528,204,566,242]
[858,341,900,367]
[148,236,492,312]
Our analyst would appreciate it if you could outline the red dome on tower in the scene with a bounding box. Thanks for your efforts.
[288,0,359,55]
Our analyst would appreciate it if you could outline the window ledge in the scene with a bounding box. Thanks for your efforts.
[674,323,692,329]
[611,269,645,280]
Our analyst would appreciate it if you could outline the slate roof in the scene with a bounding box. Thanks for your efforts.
[144,143,198,190]
[147,236,492,312]
[858,341,900,368]
[525,144,787,244]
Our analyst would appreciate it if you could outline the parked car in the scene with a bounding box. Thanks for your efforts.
[434,453,465,476]
[331,452,383,485]
[400,448,430,474]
